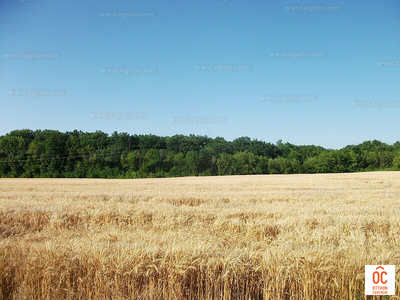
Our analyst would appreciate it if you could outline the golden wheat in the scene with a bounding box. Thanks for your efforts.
[0,172,399,299]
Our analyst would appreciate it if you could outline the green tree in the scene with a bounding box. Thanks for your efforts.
[142,149,160,174]
[24,140,45,177]
[231,151,257,175]
[0,135,29,177]
[216,153,231,175]
[393,155,400,170]
[185,151,200,176]
[121,151,141,173]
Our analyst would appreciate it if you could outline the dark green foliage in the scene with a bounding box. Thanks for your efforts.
[0,129,398,178]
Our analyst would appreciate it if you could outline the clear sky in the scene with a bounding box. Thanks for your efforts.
[1,0,399,149]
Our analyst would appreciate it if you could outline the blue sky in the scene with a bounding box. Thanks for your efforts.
[1,0,399,149]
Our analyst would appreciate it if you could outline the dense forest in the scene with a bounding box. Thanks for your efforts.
[0,129,399,178]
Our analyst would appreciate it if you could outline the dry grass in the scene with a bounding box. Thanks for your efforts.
[1,172,400,299]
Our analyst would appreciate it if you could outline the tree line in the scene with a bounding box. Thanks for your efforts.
[0,129,399,178]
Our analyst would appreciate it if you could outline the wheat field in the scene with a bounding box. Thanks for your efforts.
[0,172,399,299]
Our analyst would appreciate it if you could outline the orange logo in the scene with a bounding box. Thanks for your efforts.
[365,265,395,295]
